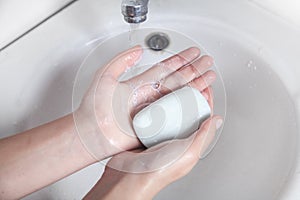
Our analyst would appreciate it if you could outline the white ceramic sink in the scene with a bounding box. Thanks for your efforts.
[1,0,300,199]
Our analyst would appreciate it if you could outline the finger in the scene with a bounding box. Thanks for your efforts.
[135,47,200,82]
[188,70,216,92]
[173,55,214,84]
[103,45,143,79]
[129,71,216,115]
[159,70,216,95]
[201,86,214,112]
[191,116,223,158]
[160,116,222,178]
[159,55,213,92]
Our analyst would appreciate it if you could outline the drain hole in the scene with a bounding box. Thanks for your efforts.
[146,32,170,51]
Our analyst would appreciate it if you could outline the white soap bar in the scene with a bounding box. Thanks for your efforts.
[133,86,211,148]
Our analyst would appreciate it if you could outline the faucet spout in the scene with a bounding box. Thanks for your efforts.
[121,0,149,24]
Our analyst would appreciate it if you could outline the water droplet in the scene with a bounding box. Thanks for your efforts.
[247,60,253,68]
[132,91,138,106]
[152,82,160,90]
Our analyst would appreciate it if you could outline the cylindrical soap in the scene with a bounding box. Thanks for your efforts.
[133,86,211,148]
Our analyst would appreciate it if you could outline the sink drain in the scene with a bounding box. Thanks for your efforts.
[146,32,170,51]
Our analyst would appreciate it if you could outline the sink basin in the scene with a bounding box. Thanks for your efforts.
[1,0,300,199]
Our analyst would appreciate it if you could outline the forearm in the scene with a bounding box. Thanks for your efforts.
[0,114,96,199]
[0,111,142,199]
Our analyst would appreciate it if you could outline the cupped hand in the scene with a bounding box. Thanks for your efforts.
[74,45,216,160]
[84,115,223,200]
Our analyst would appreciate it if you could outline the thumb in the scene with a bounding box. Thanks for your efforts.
[103,45,143,79]
[192,116,223,159]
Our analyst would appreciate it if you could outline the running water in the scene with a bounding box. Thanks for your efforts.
[129,24,140,45]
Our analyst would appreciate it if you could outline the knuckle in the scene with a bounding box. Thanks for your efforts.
[188,65,200,78]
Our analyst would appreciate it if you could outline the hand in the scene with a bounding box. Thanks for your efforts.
[84,115,223,200]
[74,45,216,161]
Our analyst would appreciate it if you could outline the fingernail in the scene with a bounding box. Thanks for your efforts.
[188,47,201,57]
[203,55,214,66]
[216,119,223,130]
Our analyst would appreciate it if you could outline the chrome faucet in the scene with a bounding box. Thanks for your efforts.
[121,0,149,24]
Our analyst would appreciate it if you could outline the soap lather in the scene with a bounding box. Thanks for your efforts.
[133,86,211,148]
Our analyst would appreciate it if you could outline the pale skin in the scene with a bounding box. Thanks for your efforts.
[0,46,222,199]
[84,116,222,200]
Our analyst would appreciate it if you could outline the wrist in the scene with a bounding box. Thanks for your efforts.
[73,106,142,161]
[63,114,98,165]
